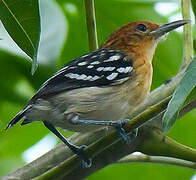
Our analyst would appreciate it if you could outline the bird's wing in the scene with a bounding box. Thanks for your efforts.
[33,48,133,99]
[6,48,133,129]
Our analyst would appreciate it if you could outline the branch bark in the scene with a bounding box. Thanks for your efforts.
[32,114,196,180]
[118,154,196,169]
[138,127,196,162]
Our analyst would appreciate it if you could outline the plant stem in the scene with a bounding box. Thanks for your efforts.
[181,0,193,68]
[84,0,98,51]
[138,129,196,162]
[118,154,196,169]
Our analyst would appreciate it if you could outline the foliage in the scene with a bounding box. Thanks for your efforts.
[0,0,195,179]
[0,0,40,74]
[163,58,196,133]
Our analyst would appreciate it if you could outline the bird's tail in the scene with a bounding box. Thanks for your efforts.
[5,105,31,130]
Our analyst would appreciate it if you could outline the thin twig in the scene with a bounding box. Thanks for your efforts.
[84,0,98,51]
[181,0,193,68]
[138,128,196,163]
[118,154,196,169]
[179,99,196,117]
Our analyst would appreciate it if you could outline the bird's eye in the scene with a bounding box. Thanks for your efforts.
[136,24,148,32]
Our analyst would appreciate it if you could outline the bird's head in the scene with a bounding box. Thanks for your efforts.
[102,20,189,62]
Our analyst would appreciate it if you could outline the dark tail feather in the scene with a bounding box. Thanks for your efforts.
[5,105,31,130]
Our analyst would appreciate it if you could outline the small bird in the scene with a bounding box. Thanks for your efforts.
[6,20,188,167]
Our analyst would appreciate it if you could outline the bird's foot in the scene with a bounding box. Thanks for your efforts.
[115,119,138,144]
[72,145,92,168]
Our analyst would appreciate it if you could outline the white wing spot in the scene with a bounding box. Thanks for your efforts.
[99,53,106,57]
[108,49,115,52]
[71,73,80,79]
[90,75,100,81]
[123,57,128,61]
[91,55,97,58]
[104,55,121,62]
[125,66,133,73]
[84,75,92,80]
[87,65,94,69]
[106,72,118,80]
[117,67,132,73]
[78,62,87,66]
[117,67,125,73]
[65,73,79,79]
[91,61,100,65]
[97,67,104,71]
[76,74,87,80]
[103,67,115,71]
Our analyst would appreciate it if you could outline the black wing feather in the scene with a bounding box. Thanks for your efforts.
[6,48,133,129]
[33,48,133,99]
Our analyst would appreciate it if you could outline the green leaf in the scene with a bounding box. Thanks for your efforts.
[0,0,41,74]
[163,58,196,133]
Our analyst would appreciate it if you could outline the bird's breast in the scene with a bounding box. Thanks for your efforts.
[121,59,153,115]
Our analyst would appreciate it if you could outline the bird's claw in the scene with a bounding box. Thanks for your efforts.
[115,119,138,144]
[74,145,92,168]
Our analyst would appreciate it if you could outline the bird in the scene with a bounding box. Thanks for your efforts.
[6,19,189,167]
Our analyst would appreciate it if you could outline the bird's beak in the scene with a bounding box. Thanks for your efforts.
[149,20,190,38]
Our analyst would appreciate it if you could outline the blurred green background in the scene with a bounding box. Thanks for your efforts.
[0,0,196,179]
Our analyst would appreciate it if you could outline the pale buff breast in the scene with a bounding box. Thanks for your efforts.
[122,60,153,116]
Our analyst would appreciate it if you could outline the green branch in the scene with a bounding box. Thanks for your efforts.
[118,154,196,169]
[181,0,193,68]
[138,129,196,162]
[84,0,98,51]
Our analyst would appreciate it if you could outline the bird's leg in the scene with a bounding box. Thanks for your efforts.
[43,121,91,168]
[72,119,138,144]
